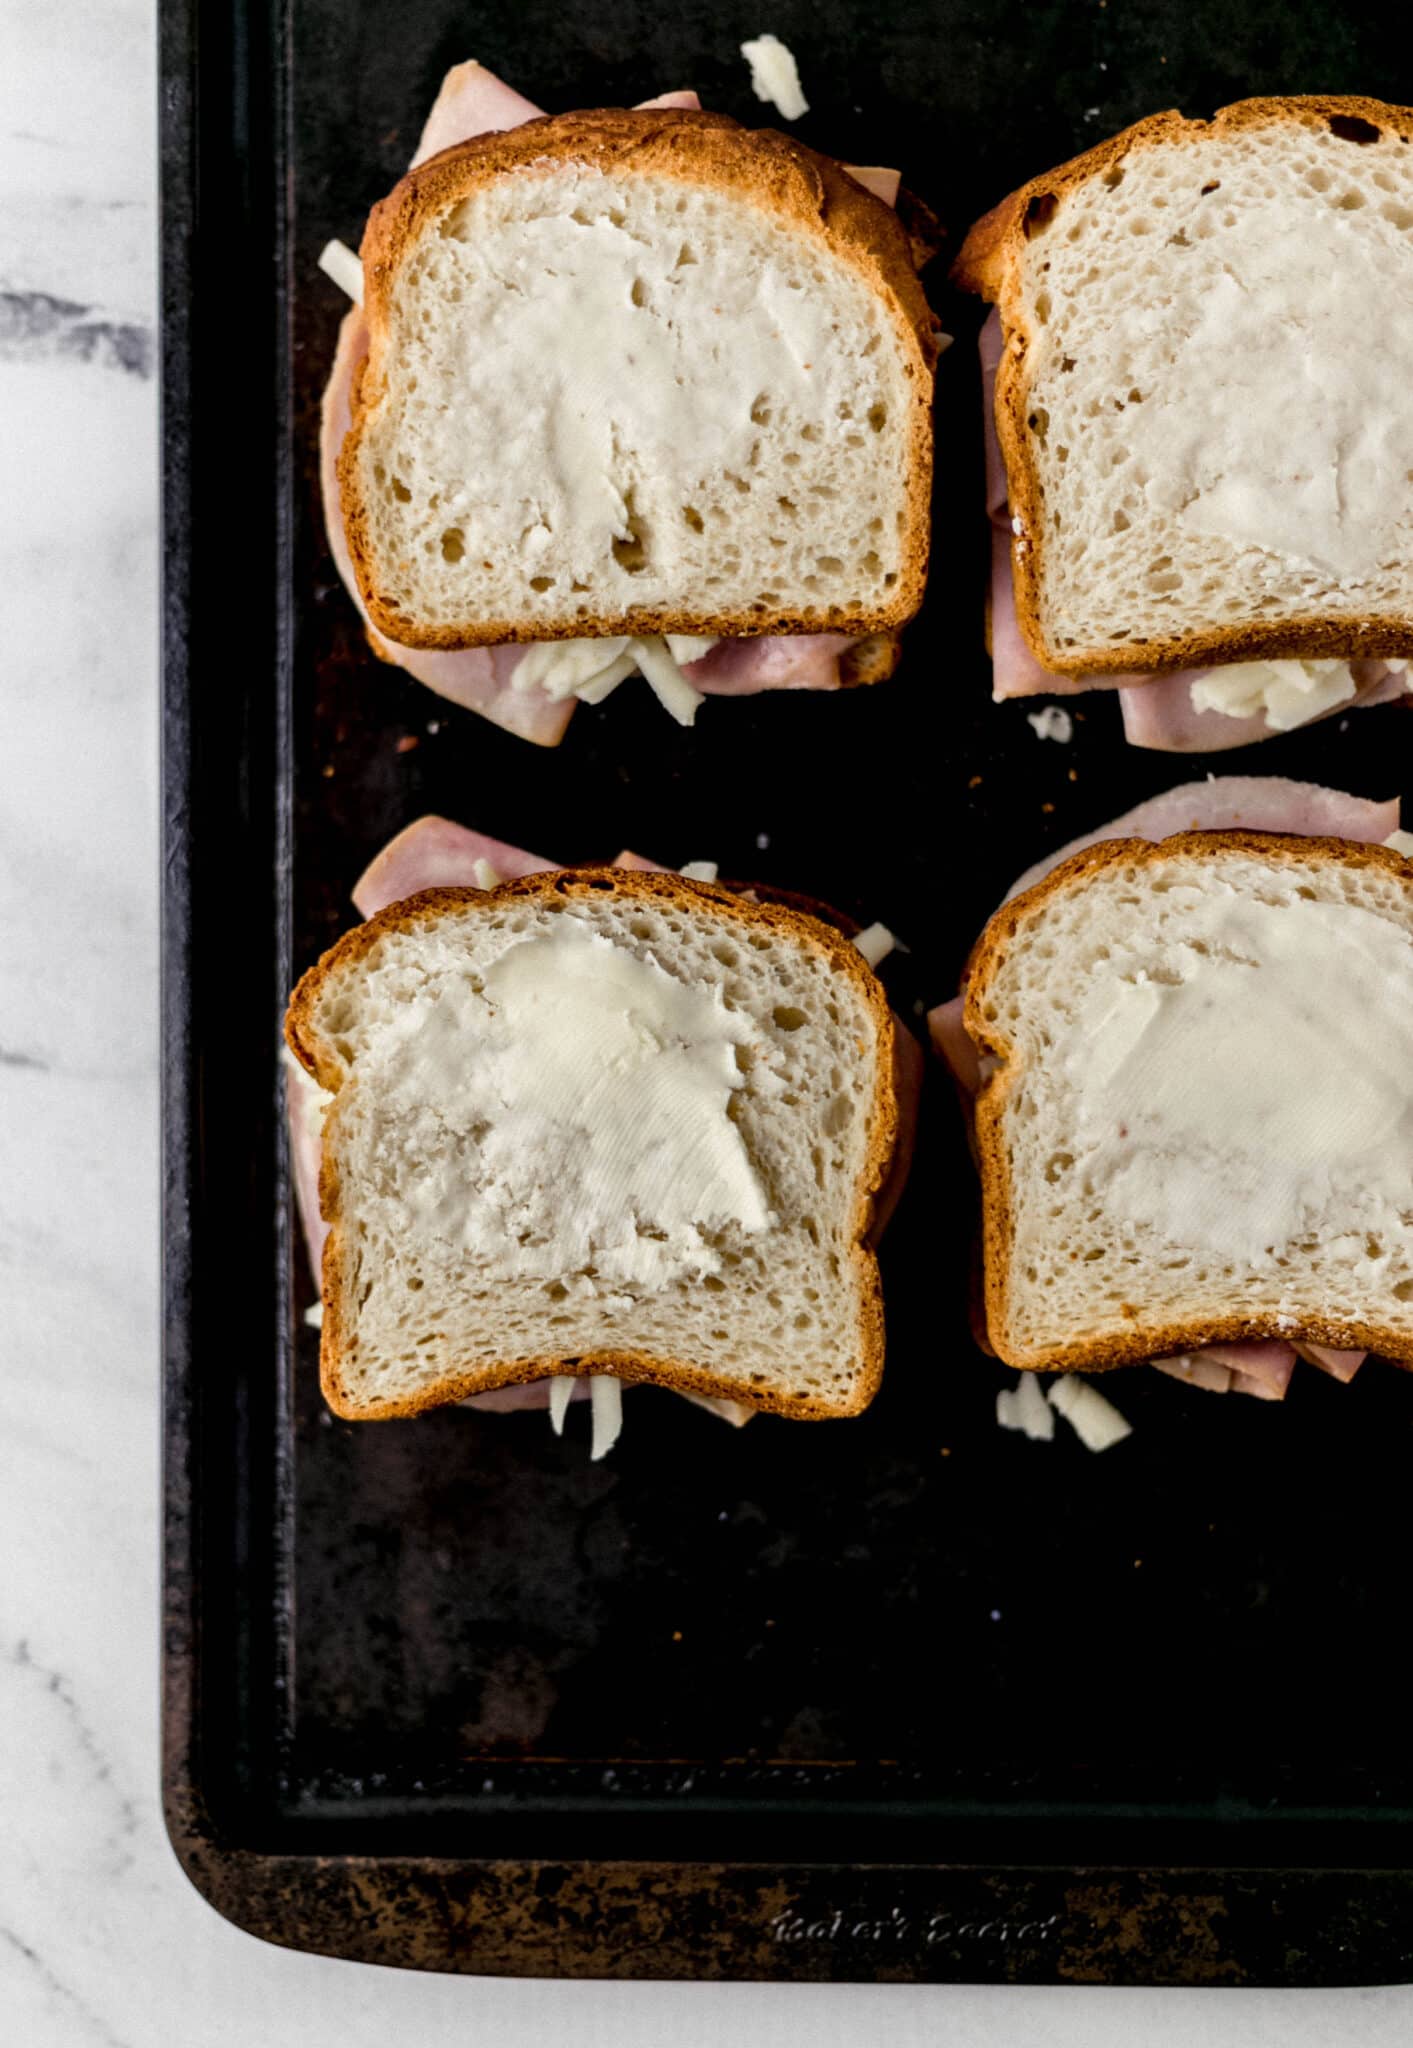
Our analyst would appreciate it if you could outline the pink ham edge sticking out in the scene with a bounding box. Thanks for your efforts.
[291,816,921,1418]
[927,776,1390,1400]
[977,311,1412,748]
[319,66,906,743]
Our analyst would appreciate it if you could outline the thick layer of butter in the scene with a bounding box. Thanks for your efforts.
[1066,887,1413,1263]
[1119,204,1413,581]
[1189,658,1356,732]
[396,181,850,583]
[371,921,773,1288]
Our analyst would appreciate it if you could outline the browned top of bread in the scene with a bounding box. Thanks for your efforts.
[966,829,1413,1371]
[339,106,942,651]
[953,96,1413,678]
[286,867,900,1421]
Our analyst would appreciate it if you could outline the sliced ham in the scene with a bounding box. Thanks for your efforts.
[846,166,902,207]
[685,632,862,695]
[610,849,668,873]
[1004,777,1401,902]
[353,816,556,917]
[1198,1342,1298,1402]
[321,69,905,742]
[1156,1346,1295,1402]
[1294,1342,1367,1383]
[410,61,546,166]
[286,1054,329,1278]
[977,311,1412,743]
[1152,1355,1235,1395]
[928,777,1403,1403]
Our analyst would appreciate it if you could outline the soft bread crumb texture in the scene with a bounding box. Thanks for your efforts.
[290,877,893,1419]
[980,101,1413,669]
[970,836,1413,1369]
[344,116,934,646]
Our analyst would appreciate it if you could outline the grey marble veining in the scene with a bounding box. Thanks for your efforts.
[3,0,1413,2039]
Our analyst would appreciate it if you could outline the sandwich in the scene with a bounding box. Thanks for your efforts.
[930,776,1413,1411]
[317,61,943,744]
[285,819,920,1448]
[954,97,1413,751]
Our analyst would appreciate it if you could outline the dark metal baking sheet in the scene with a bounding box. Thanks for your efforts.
[162,0,1413,1982]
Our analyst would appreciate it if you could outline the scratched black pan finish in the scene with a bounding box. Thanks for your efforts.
[162,0,1413,1982]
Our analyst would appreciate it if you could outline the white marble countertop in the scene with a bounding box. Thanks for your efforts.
[3,2,1413,2040]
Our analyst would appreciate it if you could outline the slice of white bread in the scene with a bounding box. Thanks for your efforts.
[954,96,1413,676]
[340,108,939,649]
[285,869,897,1420]
[966,832,1413,1371]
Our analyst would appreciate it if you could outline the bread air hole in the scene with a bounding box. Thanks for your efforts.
[440,528,464,563]
[1024,191,1059,237]
[1329,113,1381,144]
[611,491,650,574]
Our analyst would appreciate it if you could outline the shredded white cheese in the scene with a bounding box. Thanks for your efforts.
[1383,830,1413,857]
[1047,1376,1132,1452]
[1152,1353,1233,1394]
[548,1375,574,1437]
[741,33,809,120]
[589,1375,624,1461]
[680,860,719,882]
[996,1372,1055,1441]
[1026,705,1074,744]
[318,238,364,306]
[630,635,704,726]
[1189,658,1357,732]
[664,635,718,666]
[513,633,708,720]
[303,1302,324,1331]
[514,636,631,700]
[574,653,638,704]
[853,922,895,970]
[678,1390,756,1427]
[472,858,502,891]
